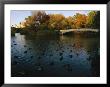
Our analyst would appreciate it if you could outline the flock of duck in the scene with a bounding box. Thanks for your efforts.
[11,39,93,76]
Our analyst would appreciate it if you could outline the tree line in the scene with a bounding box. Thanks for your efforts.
[11,10,100,35]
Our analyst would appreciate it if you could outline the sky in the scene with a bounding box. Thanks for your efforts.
[11,10,91,26]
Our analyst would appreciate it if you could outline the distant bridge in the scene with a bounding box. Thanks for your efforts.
[59,29,99,35]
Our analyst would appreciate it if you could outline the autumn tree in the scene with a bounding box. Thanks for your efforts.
[23,16,34,27]
[65,16,75,29]
[48,14,67,30]
[73,13,87,29]
[23,11,50,31]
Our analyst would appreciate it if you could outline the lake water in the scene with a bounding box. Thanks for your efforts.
[11,32,100,77]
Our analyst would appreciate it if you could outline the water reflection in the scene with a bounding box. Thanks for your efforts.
[11,33,100,77]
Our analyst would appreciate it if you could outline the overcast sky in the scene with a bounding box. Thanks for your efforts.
[11,10,91,26]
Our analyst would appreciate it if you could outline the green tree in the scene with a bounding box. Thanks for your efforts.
[94,11,100,29]
[86,11,100,29]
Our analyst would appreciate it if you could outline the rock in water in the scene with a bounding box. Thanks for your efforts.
[30,56,33,58]
[76,53,79,56]
[50,62,54,66]
[38,56,41,59]
[28,48,32,50]
[60,56,63,61]
[14,44,17,45]
[14,56,18,58]
[67,68,72,72]
[24,51,27,53]
[69,55,72,58]
[50,54,53,57]
[24,45,27,47]
[70,50,72,52]
[59,53,63,56]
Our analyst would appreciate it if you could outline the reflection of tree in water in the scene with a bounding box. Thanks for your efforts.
[73,34,84,55]
[74,35,100,76]
[24,33,60,63]
[76,34,100,76]
[74,39,83,50]
[60,34,100,76]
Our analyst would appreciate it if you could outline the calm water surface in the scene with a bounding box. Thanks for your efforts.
[11,32,100,77]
